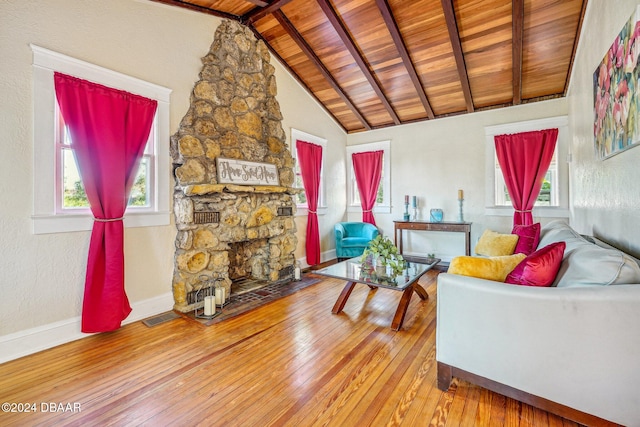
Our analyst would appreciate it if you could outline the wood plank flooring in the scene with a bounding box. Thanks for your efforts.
[0,271,584,426]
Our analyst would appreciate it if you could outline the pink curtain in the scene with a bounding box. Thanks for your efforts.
[352,150,383,225]
[494,129,558,226]
[54,73,157,333]
[296,140,323,265]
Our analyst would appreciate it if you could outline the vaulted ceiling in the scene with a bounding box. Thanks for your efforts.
[150,0,587,133]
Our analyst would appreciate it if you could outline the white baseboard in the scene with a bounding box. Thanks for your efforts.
[298,248,336,269]
[0,292,174,364]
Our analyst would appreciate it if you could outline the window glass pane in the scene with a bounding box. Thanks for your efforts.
[62,148,89,208]
[294,170,306,205]
[58,112,151,210]
[495,149,557,207]
[129,157,150,207]
[350,153,385,206]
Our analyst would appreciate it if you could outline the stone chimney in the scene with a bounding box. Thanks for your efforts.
[170,20,298,313]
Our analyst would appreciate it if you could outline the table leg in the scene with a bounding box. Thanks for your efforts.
[391,285,415,331]
[413,283,429,300]
[465,230,471,256]
[332,281,357,314]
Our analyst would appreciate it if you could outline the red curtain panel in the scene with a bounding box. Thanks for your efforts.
[352,150,383,225]
[296,140,323,265]
[494,129,558,226]
[54,73,157,333]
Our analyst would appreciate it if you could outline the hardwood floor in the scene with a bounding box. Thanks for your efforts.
[0,271,584,426]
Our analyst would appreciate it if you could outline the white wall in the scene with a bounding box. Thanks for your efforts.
[346,99,568,261]
[0,0,345,359]
[567,0,640,258]
[272,59,348,265]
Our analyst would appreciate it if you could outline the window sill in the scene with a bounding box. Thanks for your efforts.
[484,206,569,218]
[32,211,171,234]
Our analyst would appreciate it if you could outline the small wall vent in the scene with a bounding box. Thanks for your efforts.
[193,211,220,224]
[277,207,293,216]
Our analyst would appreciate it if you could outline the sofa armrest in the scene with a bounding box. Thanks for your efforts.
[363,224,379,240]
[334,223,345,252]
[436,273,640,425]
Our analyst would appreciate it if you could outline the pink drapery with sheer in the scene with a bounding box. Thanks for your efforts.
[54,72,157,333]
[494,128,558,226]
[296,140,323,265]
[352,150,383,226]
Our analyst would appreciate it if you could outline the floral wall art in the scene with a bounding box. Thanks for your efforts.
[593,6,640,160]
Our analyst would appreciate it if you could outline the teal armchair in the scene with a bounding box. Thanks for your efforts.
[334,222,379,261]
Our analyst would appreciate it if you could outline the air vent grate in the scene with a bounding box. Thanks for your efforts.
[277,207,293,216]
[193,211,220,224]
[142,311,180,327]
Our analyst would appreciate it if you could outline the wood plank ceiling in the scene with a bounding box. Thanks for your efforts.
[150,0,587,133]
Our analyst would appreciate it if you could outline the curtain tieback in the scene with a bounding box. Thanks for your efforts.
[363,209,372,213]
[514,209,532,213]
[93,217,125,222]
[308,210,317,214]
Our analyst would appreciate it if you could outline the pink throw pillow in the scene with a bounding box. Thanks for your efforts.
[505,241,566,287]
[512,223,541,255]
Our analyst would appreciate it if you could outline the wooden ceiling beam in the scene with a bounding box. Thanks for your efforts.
[245,0,269,7]
[316,0,401,125]
[273,10,371,130]
[375,0,435,120]
[243,0,294,25]
[247,25,353,133]
[512,0,524,105]
[149,0,239,20]
[440,0,474,113]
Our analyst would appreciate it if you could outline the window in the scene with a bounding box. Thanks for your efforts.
[494,149,558,207]
[484,116,569,217]
[347,140,391,214]
[291,128,327,215]
[31,45,171,234]
[56,105,155,212]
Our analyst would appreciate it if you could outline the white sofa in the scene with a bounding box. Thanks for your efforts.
[436,220,640,426]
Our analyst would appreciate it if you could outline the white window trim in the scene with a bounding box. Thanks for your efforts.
[484,116,570,218]
[291,128,328,216]
[30,45,171,234]
[346,140,391,214]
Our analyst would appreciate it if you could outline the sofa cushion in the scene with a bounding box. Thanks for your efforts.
[505,241,566,287]
[475,229,519,256]
[512,223,541,255]
[539,220,640,287]
[340,237,372,248]
[449,253,526,282]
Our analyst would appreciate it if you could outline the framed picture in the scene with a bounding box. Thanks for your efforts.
[593,6,640,160]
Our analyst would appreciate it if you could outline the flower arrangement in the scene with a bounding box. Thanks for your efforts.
[361,235,405,276]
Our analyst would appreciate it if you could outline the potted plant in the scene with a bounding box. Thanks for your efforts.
[361,235,405,276]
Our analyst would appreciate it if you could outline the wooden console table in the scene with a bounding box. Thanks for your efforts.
[393,220,472,257]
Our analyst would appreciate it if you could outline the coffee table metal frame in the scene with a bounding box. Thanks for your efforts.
[316,257,440,331]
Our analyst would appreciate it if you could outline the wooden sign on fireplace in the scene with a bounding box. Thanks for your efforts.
[216,157,280,186]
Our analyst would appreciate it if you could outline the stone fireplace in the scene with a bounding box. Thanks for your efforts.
[171,20,298,313]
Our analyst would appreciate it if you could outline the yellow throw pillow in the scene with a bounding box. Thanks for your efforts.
[448,253,527,282]
[475,229,519,256]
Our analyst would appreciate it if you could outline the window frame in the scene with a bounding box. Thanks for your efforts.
[484,116,570,218]
[346,140,391,214]
[291,129,328,217]
[31,45,171,234]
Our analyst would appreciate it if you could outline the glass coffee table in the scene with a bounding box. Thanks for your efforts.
[316,256,440,331]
